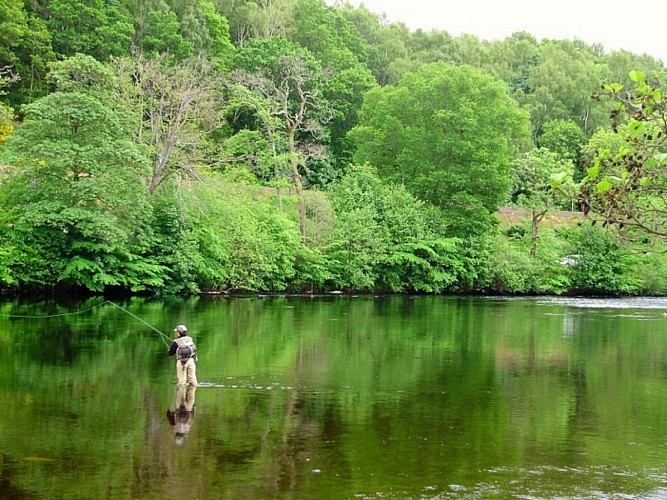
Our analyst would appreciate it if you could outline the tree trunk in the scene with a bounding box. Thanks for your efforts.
[288,130,307,241]
[530,208,547,258]
[269,132,283,212]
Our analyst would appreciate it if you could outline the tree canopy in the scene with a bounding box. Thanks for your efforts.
[350,62,531,236]
[0,0,666,295]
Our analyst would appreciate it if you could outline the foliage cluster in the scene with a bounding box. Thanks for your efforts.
[1,0,667,296]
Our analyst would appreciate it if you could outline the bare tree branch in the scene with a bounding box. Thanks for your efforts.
[115,54,223,194]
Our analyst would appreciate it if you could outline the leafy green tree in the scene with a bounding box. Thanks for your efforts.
[197,0,235,65]
[0,0,54,106]
[335,3,380,52]
[450,34,489,67]
[140,8,194,59]
[580,70,667,248]
[224,80,292,210]
[0,0,27,66]
[47,52,118,95]
[518,40,610,139]
[362,23,410,85]
[128,0,234,62]
[0,56,160,291]
[407,29,455,63]
[566,223,639,295]
[470,233,536,294]
[168,176,307,292]
[326,165,464,292]
[350,62,531,237]
[292,0,366,69]
[511,148,575,257]
[336,3,407,83]
[320,66,376,172]
[291,0,376,169]
[632,252,667,295]
[484,32,540,94]
[47,0,134,60]
[385,28,458,85]
[161,0,234,64]
[215,0,295,43]
[602,50,665,91]
[215,0,253,44]
[536,119,585,179]
[470,229,571,295]
[218,129,274,177]
[579,127,626,194]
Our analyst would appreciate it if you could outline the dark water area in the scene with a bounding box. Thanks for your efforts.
[3,295,667,498]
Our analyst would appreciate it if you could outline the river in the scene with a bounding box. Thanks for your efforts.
[2,295,667,498]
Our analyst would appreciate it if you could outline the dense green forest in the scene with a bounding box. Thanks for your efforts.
[2,0,667,295]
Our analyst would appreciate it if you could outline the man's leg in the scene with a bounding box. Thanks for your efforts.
[176,361,187,385]
[186,358,198,387]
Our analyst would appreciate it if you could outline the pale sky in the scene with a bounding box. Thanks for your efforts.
[329,0,667,64]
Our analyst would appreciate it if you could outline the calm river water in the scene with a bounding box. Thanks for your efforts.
[3,295,667,498]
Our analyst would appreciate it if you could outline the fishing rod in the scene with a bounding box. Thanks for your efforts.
[0,299,173,348]
[104,301,173,348]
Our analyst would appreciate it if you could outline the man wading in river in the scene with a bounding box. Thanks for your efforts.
[168,324,198,386]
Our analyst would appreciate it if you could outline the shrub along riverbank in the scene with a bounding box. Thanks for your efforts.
[0,162,663,297]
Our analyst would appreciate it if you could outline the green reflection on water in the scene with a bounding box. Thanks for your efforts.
[1,296,667,498]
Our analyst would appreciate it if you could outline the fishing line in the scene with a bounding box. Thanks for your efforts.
[0,299,173,348]
[0,301,108,318]
[104,301,173,347]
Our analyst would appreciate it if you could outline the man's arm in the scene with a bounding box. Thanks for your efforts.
[167,340,178,356]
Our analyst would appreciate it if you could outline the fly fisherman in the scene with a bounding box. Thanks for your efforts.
[168,324,198,386]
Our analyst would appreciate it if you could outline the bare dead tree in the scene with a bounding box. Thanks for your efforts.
[230,57,332,240]
[0,64,20,93]
[115,54,223,194]
[250,0,295,39]
[225,78,287,211]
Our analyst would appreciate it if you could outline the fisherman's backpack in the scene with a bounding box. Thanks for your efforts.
[176,342,196,364]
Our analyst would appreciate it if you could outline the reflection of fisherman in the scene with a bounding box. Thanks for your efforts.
[168,324,198,386]
[166,384,196,445]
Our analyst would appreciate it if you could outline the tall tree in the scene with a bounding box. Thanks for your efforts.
[537,119,585,179]
[224,79,289,209]
[337,3,410,86]
[327,164,461,292]
[233,38,332,239]
[291,0,376,171]
[0,55,159,291]
[450,34,489,68]
[484,31,540,94]
[215,0,295,44]
[0,0,54,106]
[511,148,575,257]
[350,62,531,236]
[518,40,610,139]
[47,0,134,60]
[140,8,194,59]
[602,50,665,90]
[114,54,222,194]
[582,70,667,247]
[160,0,235,64]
